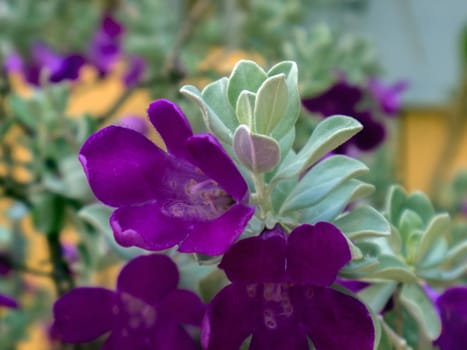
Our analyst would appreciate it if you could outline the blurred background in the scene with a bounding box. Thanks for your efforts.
[0,0,467,348]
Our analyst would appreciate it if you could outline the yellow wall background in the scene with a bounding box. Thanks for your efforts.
[402,107,467,194]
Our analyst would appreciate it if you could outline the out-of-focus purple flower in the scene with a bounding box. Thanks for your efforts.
[202,223,374,350]
[5,44,85,86]
[88,15,124,77]
[52,254,205,349]
[0,293,18,309]
[4,52,23,72]
[118,115,148,135]
[79,99,255,255]
[302,81,363,117]
[302,80,386,153]
[62,243,80,266]
[433,286,467,350]
[368,78,408,116]
[123,56,146,87]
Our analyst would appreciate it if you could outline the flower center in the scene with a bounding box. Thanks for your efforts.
[116,292,157,330]
[164,177,234,221]
[246,283,295,330]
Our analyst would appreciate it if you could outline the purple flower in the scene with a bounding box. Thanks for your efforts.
[5,44,85,86]
[433,286,467,350]
[52,254,205,349]
[0,293,18,309]
[302,80,386,153]
[368,78,408,116]
[202,223,375,350]
[123,56,146,87]
[88,15,124,77]
[302,81,363,117]
[79,99,255,255]
[118,115,148,135]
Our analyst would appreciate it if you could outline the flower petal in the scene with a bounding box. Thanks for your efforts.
[219,225,287,283]
[158,289,205,326]
[0,293,18,309]
[123,56,146,87]
[103,322,197,350]
[148,99,193,159]
[186,133,249,202]
[117,254,179,305]
[435,286,467,350]
[110,201,188,251]
[49,54,85,82]
[353,112,386,151]
[300,286,374,350]
[202,284,255,350]
[52,287,116,343]
[250,322,309,350]
[178,204,255,256]
[153,323,199,350]
[287,222,351,286]
[79,125,168,207]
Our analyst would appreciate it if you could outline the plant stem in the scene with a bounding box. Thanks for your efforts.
[47,232,74,297]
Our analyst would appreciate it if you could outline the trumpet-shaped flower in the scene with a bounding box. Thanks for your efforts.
[5,43,85,86]
[88,15,124,77]
[0,294,18,309]
[302,80,386,153]
[202,223,374,350]
[368,78,408,116]
[433,286,467,350]
[80,99,254,255]
[52,254,205,349]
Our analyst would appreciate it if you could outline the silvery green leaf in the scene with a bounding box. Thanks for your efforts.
[233,125,281,173]
[180,84,233,144]
[298,179,374,224]
[0,226,12,244]
[5,202,29,220]
[418,263,467,282]
[267,129,296,179]
[365,255,417,283]
[267,61,300,140]
[357,282,397,314]
[416,237,448,269]
[78,204,143,260]
[179,263,216,294]
[59,156,93,201]
[334,205,391,240]
[243,215,266,238]
[339,241,380,276]
[405,191,435,224]
[253,74,288,135]
[398,209,423,246]
[31,193,64,235]
[414,213,450,264]
[346,236,363,260]
[227,60,267,106]
[202,77,238,132]
[271,176,298,213]
[386,185,407,225]
[273,115,363,180]
[379,318,413,350]
[279,155,368,213]
[9,94,37,128]
[399,283,441,340]
[442,240,467,265]
[236,90,256,126]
